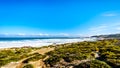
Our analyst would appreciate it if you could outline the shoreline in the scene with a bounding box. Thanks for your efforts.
[0,38,96,49]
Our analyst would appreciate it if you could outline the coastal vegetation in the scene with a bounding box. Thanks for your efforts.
[0,39,120,68]
[0,47,41,67]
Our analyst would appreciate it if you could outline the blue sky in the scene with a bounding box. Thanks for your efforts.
[0,0,120,36]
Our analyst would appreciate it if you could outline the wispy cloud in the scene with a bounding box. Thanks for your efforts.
[89,25,107,33]
[115,27,120,30]
[102,13,117,17]
[101,11,119,17]
[89,23,120,35]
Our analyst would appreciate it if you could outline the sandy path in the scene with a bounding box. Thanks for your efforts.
[1,47,54,68]
[29,47,54,55]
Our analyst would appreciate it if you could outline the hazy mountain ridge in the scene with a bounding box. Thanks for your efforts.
[92,33,120,39]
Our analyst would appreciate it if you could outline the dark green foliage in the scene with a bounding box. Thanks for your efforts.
[23,64,34,68]
[63,56,73,62]
[75,60,111,68]
[44,56,61,66]
[106,59,120,68]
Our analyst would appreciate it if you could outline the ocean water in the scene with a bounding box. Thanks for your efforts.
[0,37,96,48]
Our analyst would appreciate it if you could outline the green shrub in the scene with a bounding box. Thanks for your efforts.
[0,59,10,67]
[44,56,61,66]
[23,64,34,68]
[75,60,111,68]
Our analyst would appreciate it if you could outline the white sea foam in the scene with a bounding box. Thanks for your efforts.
[0,38,96,48]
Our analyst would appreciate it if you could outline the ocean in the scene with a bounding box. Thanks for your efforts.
[0,37,96,48]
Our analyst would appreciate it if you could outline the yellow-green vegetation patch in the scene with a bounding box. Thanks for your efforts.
[0,47,41,67]
[44,39,120,68]
[22,53,46,63]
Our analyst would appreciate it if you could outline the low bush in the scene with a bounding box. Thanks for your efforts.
[23,64,34,68]
[75,60,111,68]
